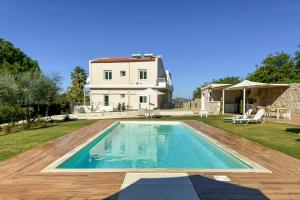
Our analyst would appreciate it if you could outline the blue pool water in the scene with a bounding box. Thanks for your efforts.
[58,122,251,169]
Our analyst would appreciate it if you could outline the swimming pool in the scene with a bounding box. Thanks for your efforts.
[45,121,264,171]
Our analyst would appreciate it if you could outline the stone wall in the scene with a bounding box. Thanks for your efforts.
[208,101,221,114]
[258,84,300,114]
[182,99,201,110]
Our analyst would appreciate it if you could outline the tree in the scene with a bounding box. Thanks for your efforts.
[0,70,60,125]
[193,87,201,99]
[212,76,241,84]
[247,52,300,83]
[67,66,87,103]
[55,93,70,114]
[294,45,300,69]
[0,70,23,123]
[0,38,61,126]
[0,38,40,74]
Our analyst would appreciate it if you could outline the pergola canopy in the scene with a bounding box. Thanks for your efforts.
[225,80,267,90]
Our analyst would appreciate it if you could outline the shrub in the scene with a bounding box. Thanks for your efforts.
[122,103,126,111]
[63,114,71,121]
[117,103,122,112]
[79,107,85,113]
[35,118,47,128]
[3,125,11,134]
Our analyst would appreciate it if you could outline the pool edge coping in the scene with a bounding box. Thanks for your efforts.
[41,120,271,173]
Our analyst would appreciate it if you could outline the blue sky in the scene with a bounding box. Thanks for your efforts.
[1,0,300,98]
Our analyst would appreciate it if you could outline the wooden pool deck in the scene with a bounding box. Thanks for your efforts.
[0,120,299,199]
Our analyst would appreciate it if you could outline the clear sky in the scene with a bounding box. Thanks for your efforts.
[1,0,300,98]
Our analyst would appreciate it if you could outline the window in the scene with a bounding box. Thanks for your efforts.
[120,71,126,77]
[104,70,112,80]
[120,94,125,98]
[104,95,109,106]
[139,70,147,80]
[139,96,147,103]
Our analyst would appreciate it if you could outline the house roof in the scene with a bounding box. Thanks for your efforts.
[90,56,156,63]
[201,83,232,91]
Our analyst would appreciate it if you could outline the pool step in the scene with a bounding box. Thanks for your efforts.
[118,173,200,200]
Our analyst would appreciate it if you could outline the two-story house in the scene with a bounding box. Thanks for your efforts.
[86,54,173,110]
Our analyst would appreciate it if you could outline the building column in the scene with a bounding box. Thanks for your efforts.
[243,88,246,115]
[222,89,225,114]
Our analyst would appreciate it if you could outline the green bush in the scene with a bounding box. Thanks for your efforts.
[35,117,47,128]
[122,103,126,111]
[63,114,71,121]
[2,125,11,134]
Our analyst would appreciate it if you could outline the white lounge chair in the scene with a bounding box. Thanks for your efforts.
[224,108,253,122]
[232,109,265,125]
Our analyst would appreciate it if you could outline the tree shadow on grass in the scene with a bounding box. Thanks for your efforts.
[104,175,269,200]
[285,128,300,134]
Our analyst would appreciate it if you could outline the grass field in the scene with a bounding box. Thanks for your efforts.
[167,115,300,160]
[0,120,98,162]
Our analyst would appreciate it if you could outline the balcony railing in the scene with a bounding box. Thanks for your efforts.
[85,78,173,90]
[156,78,172,88]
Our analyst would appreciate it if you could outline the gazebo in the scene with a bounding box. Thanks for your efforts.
[202,80,297,116]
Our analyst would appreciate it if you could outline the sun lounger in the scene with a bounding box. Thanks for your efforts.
[232,109,265,125]
[224,108,253,122]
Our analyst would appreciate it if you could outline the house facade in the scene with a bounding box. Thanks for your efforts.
[86,54,173,111]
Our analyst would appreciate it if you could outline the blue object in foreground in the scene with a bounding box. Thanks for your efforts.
[58,122,251,169]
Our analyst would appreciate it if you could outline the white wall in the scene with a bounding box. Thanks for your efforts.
[90,60,159,86]
[90,89,165,110]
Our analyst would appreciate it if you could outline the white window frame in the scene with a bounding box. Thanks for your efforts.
[138,69,147,80]
[104,70,112,80]
[139,96,147,103]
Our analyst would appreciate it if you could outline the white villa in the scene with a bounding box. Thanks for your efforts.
[85,54,173,111]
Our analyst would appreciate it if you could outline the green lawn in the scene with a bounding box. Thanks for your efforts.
[163,115,300,160]
[0,120,98,162]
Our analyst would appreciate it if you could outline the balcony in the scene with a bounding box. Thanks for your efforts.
[85,78,173,90]
[156,78,173,90]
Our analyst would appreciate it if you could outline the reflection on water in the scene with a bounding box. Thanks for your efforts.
[59,123,250,169]
[89,124,170,166]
